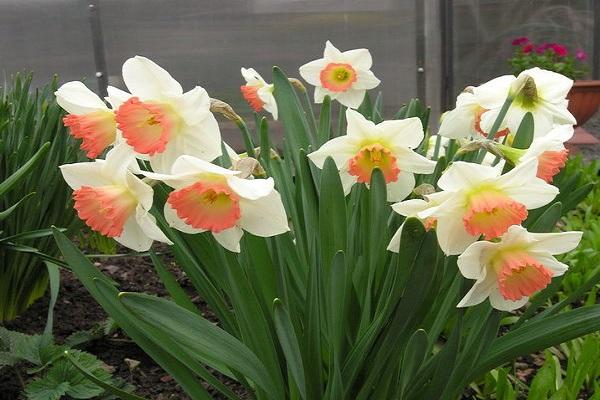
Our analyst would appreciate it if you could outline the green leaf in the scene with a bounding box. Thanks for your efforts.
[63,350,147,400]
[526,202,562,232]
[149,250,198,315]
[472,305,600,379]
[119,292,281,400]
[25,376,69,400]
[0,192,35,221]
[319,157,347,273]
[398,329,428,397]
[43,262,60,340]
[0,142,50,197]
[273,299,306,399]
[511,112,534,149]
[317,96,332,146]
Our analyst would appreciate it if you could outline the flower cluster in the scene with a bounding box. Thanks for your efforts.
[57,41,582,313]
[508,37,588,80]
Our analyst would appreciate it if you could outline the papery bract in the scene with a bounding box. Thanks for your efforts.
[308,109,435,202]
[114,56,222,173]
[240,67,278,120]
[56,81,117,158]
[145,156,289,253]
[457,225,582,311]
[416,158,558,255]
[299,40,380,108]
[60,144,172,251]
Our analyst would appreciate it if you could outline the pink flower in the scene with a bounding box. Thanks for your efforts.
[512,37,529,46]
[535,43,549,54]
[576,49,587,61]
[522,43,534,54]
[550,43,568,57]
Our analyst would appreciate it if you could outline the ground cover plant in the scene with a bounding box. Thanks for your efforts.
[49,43,600,399]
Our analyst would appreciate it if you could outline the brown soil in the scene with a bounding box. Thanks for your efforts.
[1,248,250,400]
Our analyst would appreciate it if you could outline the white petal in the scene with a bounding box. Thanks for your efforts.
[60,161,110,190]
[353,70,380,90]
[55,81,107,115]
[386,171,415,202]
[122,56,182,99]
[437,162,499,192]
[299,59,327,87]
[386,224,404,253]
[213,226,244,252]
[458,241,496,280]
[126,173,154,210]
[498,159,558,209]
[530,252,569,276]
[324,40,343,59]
[522,67,573,102]
[457,274,497,308]
[174,86,211,126]
[435,211,477,255]
[241,67,265,85]
[336,89,367,109]
[537,101,576,127]
[164,203,206,234]
[473,75,515,109]
[105,86,131,109]
[307,136,356,169]
[488,288,529,311]
[391,198,428,216]
[115,215,153,252]
[104,143,139,180]
[227,176,274,200]
[395,148,436,175]
[340,167,358,195]
[380,117,424,149]
[341,48,373,70]
[238,191,290,237]
[257,86,278,120]
[313,86,329,103]
[527,231,583,255]
[345,108,376,139]
[135,205,172,245]
[438,97,478,139]
[170,155,235,176]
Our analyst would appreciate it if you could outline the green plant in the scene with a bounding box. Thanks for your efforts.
[0,74,83,321]
[52,59,600,400]
[0,326,138,400]
[508,38,588,80]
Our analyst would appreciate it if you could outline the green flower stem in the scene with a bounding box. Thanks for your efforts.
[235,118,256,158]
[301,90,318,145]
[336,104,347,137]
[476,96,513,163]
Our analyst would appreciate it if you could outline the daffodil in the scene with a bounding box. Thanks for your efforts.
[498,125,572,183]
[299,41,380,108]
[418,159,558,255]
[457,225,582,311]
[60,144,172,251]
[56,81,117,158]
[438,85,511,140]
[114,56,222,173]
[308,109,436,202]
[240,67,278,120]
[477,67,575,138]
[387,192,453,252]
[145,156,289,253]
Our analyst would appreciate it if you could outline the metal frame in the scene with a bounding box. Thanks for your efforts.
[88,1,108,97]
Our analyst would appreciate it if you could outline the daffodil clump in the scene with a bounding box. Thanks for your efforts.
[54,42,600,400]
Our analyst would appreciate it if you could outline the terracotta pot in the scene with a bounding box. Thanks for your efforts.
[567,80,600,126]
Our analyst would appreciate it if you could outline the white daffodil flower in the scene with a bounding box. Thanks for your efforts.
[145,156,289,253]
[438,85,512,140]
[387,192,453,252]
[308,109,436,202]
[476,67,576,138]
[114,56,222,173]
[457,225,582,311]
[240,67,278,120]
[59,144,172,252]
[499,125,572,183]
[425,135,503,167]
[418,158,558,255]
[56,81,117,159]
[299,41,380,109]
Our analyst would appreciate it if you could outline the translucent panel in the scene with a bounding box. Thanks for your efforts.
[100,0,417,121]
[452,0,594,96]
[0,1,96,88]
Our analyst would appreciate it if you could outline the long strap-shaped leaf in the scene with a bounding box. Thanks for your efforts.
[471,305,600,380]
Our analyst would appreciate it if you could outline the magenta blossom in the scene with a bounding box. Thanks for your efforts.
[550,43,568,57]
[576,49,587,61]
[522,43,534,54]
[535,43,550,54]
[512,37,529,46]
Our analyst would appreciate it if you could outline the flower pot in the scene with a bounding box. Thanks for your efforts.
[567,80,600,126]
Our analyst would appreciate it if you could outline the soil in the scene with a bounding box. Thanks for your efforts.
[1,247,251,400]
